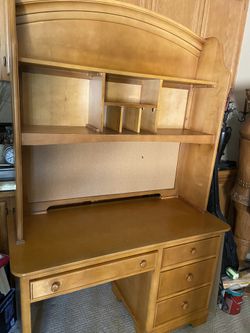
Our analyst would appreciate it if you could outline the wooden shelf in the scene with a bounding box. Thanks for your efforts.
[105,101,156,109]
[19,58,216,88]
[21,125,215,145]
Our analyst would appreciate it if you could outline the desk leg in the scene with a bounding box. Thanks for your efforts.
[20,278,32,333]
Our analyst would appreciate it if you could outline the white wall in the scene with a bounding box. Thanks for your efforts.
[224,4,250,161]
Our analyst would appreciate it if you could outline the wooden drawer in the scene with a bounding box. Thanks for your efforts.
[158,258,215,299]
[162,237,219,268]
[154,285,210,327]
[30,252,156,301]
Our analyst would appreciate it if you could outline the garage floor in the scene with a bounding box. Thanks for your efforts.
[11,283,250,333]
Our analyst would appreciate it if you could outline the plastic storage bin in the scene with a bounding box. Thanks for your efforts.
[0,289,16,333]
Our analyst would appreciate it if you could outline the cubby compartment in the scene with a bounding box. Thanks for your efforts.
[157,85,190,129]
[20,64,106,132]
[104,74,161,134]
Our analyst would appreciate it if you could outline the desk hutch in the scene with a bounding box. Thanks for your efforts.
[4,1,230,332]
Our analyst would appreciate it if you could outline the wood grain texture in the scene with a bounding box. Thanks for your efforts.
[0,202,7,252]
[204,0,249,83]
[19,58,215,86]
[22,142,179,205]
[8,197,229,277]
[157,88,189,129]
[21,126,215,145]
[113,270,154,332]
[178,37,231,210]
[119,0,249,84]
[21,72,90,126]
[16,1,203,79]
[9,0,24,241]
[88,74,106,131]
[158,258,215,299]
[0,0,11,80]
[154,285,210,327]
[30,252,156,302]
[161,237,219,268]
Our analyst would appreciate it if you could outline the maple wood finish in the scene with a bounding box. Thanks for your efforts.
[119,0,249,85]
[0,190,15,253]
[8,198,229,333]
[6,1,232,332]
[0,0,11,80]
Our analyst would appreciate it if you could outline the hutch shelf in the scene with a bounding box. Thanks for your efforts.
[5,1,230,332]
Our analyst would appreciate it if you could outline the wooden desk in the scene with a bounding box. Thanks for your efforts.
[5,2,231,332]
[8,197,229,333]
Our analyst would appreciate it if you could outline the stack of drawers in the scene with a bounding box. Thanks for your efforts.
[154,237,220,329]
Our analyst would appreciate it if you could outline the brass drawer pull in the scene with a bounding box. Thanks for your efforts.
[140,260,147,268]
[181,301,189,310]
[191,247,197,255]
[186,273,194,282]
[51,281,61,292]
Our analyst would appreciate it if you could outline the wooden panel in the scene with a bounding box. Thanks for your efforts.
[23,143,179,204]
[0,202,7,252]
[154,0,207,34]
[30,252,156,301]
[113,273,153,333]
[0,0,11,80]
[119,0,207,34]
[178,38,231,210]
[9,0,24,242]
[140,107,157,133]
[154,285,210,327]
[16,1,202,79]
[0,193,15,253]
[105,106,123,133]
[204,0,249,83]
[106,82,141,104]
[140,79,161,105]
[120,0,249,84]
[161,237,219,268]
[158,258,215,299]
[158,88,189,128]
[88,74,105,131]
[123,107,142,133]
[21,72,89,126]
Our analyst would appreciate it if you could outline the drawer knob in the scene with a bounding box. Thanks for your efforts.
[191,248,197,255]
[51,281,61,292]
[186,273,194,282]
[140,260,147,268]
[181,301,189,310]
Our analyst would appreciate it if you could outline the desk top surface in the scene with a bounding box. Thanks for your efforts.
[8,197,229,278]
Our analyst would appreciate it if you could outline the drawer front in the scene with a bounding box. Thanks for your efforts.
[158,258,215,299]
[162,237,219,268]
[155,285,210,327]
[31,252,156,300]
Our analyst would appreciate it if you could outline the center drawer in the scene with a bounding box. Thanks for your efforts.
[158,258,215,299]
[30,252,156,301]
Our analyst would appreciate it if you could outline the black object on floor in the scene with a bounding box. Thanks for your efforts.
[207,96,239,275]
[0,289,16,333]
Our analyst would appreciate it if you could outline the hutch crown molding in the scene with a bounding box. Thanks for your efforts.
[5,1,230,332]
